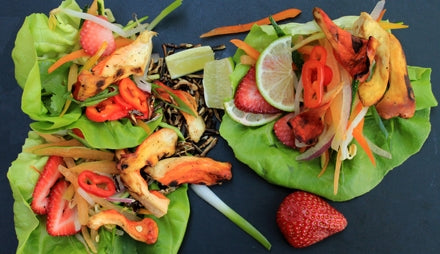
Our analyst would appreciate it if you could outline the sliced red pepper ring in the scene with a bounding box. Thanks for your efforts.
[78,170,116,198]
[302,59,325,109]
[85,97,128,122]
[310,45,328,64]
[113,94,134,111]
[118,78,149,114]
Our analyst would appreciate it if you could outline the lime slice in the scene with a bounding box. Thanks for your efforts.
[202,57,235,109]
[255,36,296,112]
[165,46,215,79]
[224,100,282,127]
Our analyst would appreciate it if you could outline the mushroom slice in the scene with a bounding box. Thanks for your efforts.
[118,128,178,217]
[144,156,232,186]
[154,81,206,142]
[375,34,415,119]
[313,7,377,82]
[353,12,391,106]
[75,30,157,101]
[88,209,158,244]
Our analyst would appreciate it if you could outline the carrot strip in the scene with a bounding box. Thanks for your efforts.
[352,118,376,166]
[115,37,134,48]
[200,8,301,38]
[48,49,88,74]
[230,39,260,60]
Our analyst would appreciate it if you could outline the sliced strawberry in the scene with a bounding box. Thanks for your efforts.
[273,112,296,148]
[276,191,347,248]
[46,180,81,236]
[30,156,64,215]
[234,67,282,114]
[80,16,116,56]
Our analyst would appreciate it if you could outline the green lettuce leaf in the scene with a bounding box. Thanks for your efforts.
[220,20,438,201]
[7,131,190,254]
[12,0,82,131]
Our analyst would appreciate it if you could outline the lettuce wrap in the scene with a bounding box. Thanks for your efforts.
[220,19,438,201]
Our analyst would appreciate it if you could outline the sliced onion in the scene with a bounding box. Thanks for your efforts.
[293,76,303,114]
[106,196,136,204]
[296,126,335,161]
[77,187,95,206]
[133,75,152,93]
[370,0,386,20]
[331,70,352,150]
[366,137,392,159]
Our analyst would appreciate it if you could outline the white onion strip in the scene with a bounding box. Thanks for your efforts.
[366,137,392,159]
[370,0,386,20]
[58,8,145,38]
[77,187,96,206]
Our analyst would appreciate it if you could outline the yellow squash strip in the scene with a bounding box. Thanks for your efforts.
[31,146,114,161]
[25,139,83,152]
[68,160,118,175]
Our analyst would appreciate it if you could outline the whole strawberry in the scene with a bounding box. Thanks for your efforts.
[276,191,347,248]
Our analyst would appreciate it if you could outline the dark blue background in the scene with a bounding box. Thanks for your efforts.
[1,0,439,253]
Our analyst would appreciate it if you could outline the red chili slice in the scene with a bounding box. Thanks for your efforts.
[310,45,327,64]
[302,60,325,109]
[118,78,149,114]
[85,97,128,122]
[78,170,116,198]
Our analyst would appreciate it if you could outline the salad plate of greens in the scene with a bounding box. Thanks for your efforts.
[2,0,439,254]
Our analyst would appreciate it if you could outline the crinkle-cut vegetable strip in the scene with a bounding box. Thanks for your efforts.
[48,49,88,74]
[200,8,301,38]
[230,39,260,61]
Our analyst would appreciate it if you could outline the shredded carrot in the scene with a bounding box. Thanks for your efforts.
[115,37,134,48]
[87,0,99,15]
[48,49,88,74]
[200,8,301,38]
[352,118,376,166]
[230,39,260,60]
[317,149,330,177]
[297,45,314,54]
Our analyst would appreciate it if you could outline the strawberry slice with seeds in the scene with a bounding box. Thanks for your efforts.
[234,67,282,114]
[30,156,64,215]
[46,180,81,236]
[80,16,116,56]
[273,112,296,148]
[276,191,347,248]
